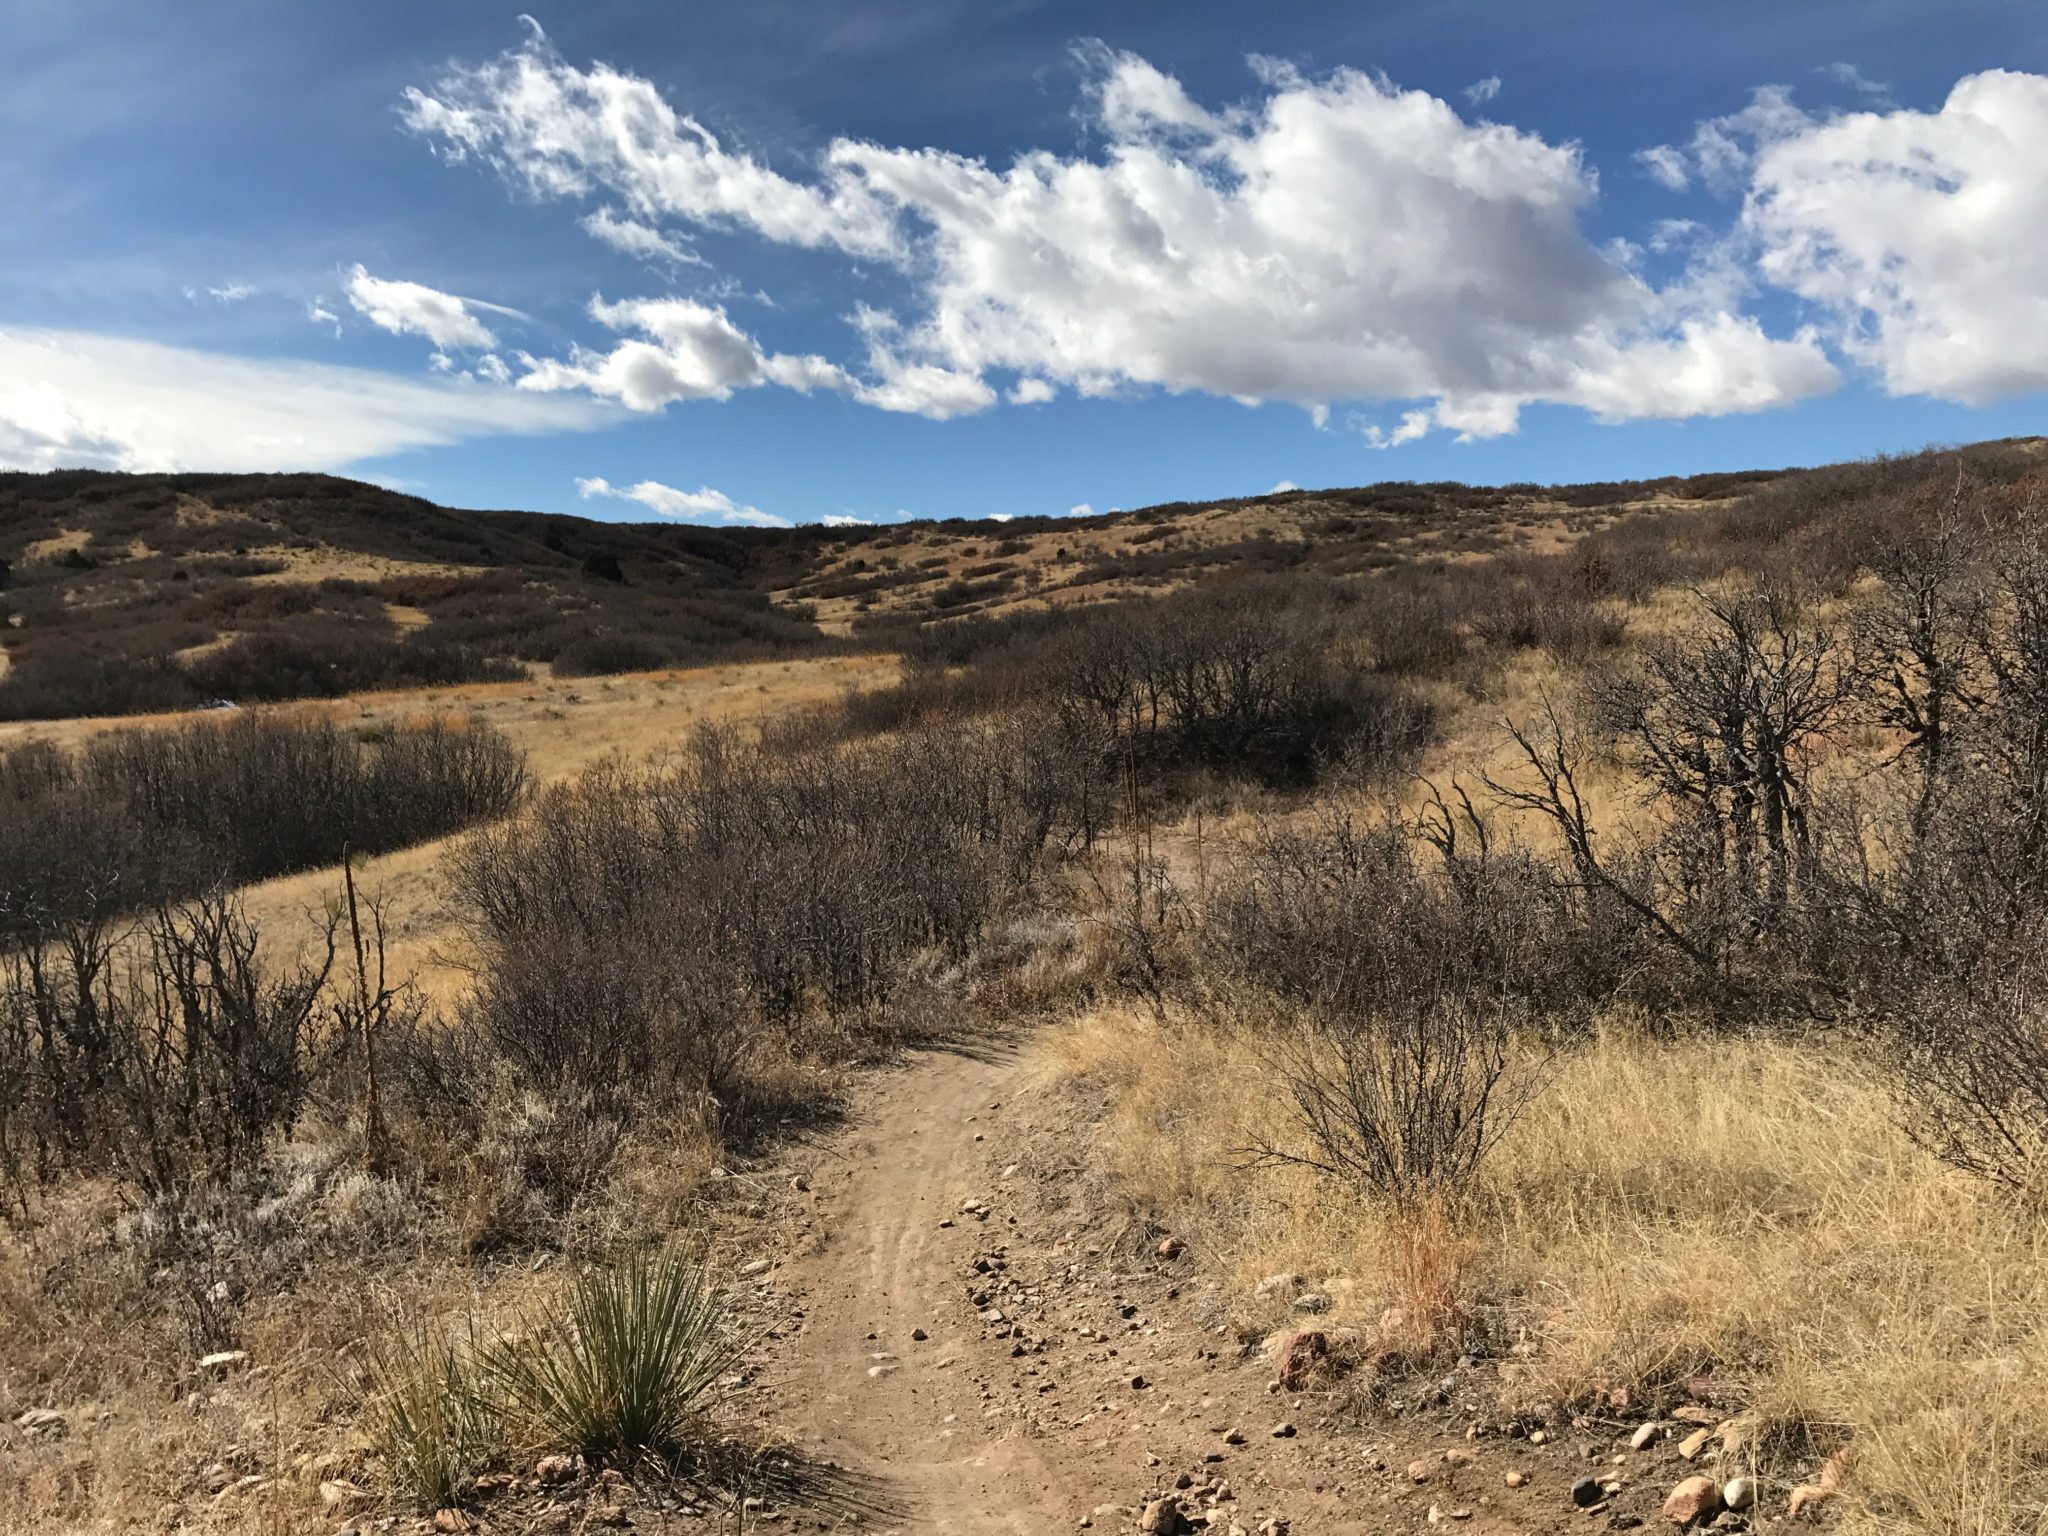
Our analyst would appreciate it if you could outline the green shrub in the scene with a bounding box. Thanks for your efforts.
[483,1246,740,1466]
[362,1321,500,1510]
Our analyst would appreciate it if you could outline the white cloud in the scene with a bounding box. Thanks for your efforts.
[820,513,871,526]
[1365,408,1434,449]
[1742,70,2048,403]
[580,206,702,265]
[1068,503,1094,517]
[1818,62,1889,99]
[1268,479,1299,494]
[0,325,614,474]
[345,264,504,350]
[307,300,341,336]
[1463,76,1502,106]
[575,474,787,526]
[1008,376,1057,405]
[519,293,849,412]
[408,35,1837,437]
[1636,144,1691,190]
[401,30,898,258]
[208,283,254,304]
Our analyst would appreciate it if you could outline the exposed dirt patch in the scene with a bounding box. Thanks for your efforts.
[719,1041,1747,1534]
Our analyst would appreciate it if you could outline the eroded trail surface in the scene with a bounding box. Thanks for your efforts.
[745,1042,1618,1536]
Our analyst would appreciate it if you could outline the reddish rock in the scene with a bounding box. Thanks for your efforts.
[1662,1475,1722,1525]
[1276,1329,1330,1391]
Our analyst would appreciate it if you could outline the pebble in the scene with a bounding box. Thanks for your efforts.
[1271,1422,1296,1438]
[1570,1476,1604,1508]
[1631,1422,1662,1451]
[1504,1471,1527,1489]
[1722,1476,1756,1512]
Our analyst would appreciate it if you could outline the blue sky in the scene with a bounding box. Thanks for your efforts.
[4,0,2044,525]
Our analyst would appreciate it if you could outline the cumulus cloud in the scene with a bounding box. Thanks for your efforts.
[1008,377,1056,405]
[345,264,508,350]
[1068,503,1094,517]
[580,206,702,265]
[1740,70,2048,403]
[406,33,1837,442]
[1636,143,1691,190]
[820,513,871,526]
[519,293,849,411]
[0,325,614,474]
[575,473,787,526]
[1463,76,1502,106]
[1268,479,1299,494]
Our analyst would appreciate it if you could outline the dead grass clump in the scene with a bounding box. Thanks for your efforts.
[1037,1010,2048,1531]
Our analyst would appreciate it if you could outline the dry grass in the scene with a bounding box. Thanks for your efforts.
[1036,1005,2048,1534]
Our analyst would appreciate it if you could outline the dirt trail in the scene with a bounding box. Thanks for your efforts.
[744,1040,1724,1536]
[759,1043,1108,1532]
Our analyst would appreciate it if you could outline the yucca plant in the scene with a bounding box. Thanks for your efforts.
[362,1320,501,1510]
[482,1245,742,1466]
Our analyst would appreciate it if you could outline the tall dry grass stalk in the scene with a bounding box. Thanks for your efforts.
[1037,1005,2048,1534]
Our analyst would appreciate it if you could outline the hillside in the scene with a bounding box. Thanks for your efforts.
[0,456,1829,721]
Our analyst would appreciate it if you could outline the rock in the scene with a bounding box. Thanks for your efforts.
[739,1259,772,1278]
[1253,1273,1305,1301]
[1677,1428,1713,1460]
[1271,1422,1296,1438]
[1528,1429,1549,1446]
[1223,1429,1246,1445]
[1722,1476,1756,1512]
[1275,1330,1329,1391]
[1157,1236,1187,1260]
[1631,1423,1663,1451]
[1504,1471,1528,1489]
[911,1327,929,1341]
[318,1481,366,1509]
[1139,1495,1185,1534]
[1130,1374,1150,1390]
[534,1454,578,1485]
[1291,1293,1331,1315]
[431,1511,471,1533]
[1443,1449,1472,1466]
[867,1362,899,1378]
[198,1350,249,1374]
[1408,1459,1433,1483]
[13,1407,66,1435]
[1570,1476,1605,1508]
[1787,1484,1831,1520]
[1662,1475,1722,1525]
[790,1173,810,1192]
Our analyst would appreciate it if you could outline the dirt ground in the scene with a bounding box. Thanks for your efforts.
[477,1040,1752,1536]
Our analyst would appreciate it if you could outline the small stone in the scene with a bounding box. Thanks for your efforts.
[1291,1293,1331,1315]
[1409,1459,1433,1483]
[1631,1423,1663,1451]
[1571,1476,1605,1508]
[198,1350,249,1374]
[1275,1330,1329,1391]
[535,1455,577,1485]
[1662,1475,1722,1525]
[1130,1374,1150,1390]
[1787,1483,1830,1519]
[912,1327,929,1341]
[432,1511,471,1534]
[791,1174,811,1193]
[1529,1430,1550,1446]
[1443,1448,1472,1466]
[1505,1471,1528,1489]
[318,1481,366,1509]
[1678,1428,1713,1460]
[739,1259,772,1278]
[1139,1495,1184,1534]
[1157,1236,1187,1260]
[1271,1422,1296,1438]
[868,1362,899,1378]
[1722,1477,1755,1512]
[1223,1429,1247,1445]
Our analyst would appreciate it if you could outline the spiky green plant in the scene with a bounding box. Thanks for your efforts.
[482,1245,741,1465]
[362,1320,501,1510]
